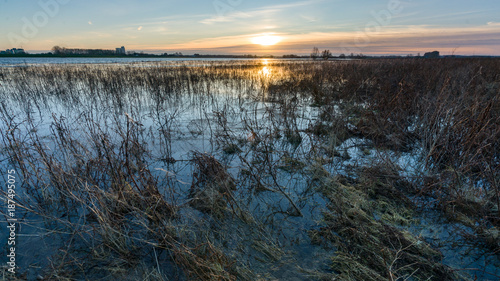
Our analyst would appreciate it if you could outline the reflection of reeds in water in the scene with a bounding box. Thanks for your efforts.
[0,58,499,279]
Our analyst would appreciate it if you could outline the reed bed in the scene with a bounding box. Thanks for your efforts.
[0,58,499,280]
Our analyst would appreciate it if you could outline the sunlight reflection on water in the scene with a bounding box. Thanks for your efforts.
[260,59,271,76]
[260,66,271,76]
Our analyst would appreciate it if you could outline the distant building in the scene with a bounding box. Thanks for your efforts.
[116,46,126,55]
[4,48,26,54]
[423,51,440,58]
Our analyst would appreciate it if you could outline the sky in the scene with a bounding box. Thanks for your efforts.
[1,0,500,55]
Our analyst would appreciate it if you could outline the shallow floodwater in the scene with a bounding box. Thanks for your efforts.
[0,57,294,66]
[0,59,499,280]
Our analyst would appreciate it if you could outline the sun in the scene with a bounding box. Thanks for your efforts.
[251,35,281,46]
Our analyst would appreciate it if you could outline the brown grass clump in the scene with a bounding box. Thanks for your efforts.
[172,242,238,281]
[311,172,466,280]
[189,152,237,218]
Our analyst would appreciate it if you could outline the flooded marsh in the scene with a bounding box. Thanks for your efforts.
[0,58,499,280]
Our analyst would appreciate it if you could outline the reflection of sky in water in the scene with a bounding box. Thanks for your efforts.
[0,57,262,66]
[0,61,498,280]
[0,61,331,279]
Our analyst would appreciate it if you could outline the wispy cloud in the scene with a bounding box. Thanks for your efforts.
[199,11,253,25]
[199,0,325,25]
[300,15,318,22]
[139,22,500,56]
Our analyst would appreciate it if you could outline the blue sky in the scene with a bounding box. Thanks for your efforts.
[1,0,499,55]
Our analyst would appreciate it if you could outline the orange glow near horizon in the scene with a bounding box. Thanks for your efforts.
[13,24,500,56]
[251,35,281,46]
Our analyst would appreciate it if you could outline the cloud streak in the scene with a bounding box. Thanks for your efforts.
[139,23,500,56]
[199,0,325,25]
[2,0,499,56]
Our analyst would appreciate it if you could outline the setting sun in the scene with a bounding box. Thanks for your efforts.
[251,35,281,46]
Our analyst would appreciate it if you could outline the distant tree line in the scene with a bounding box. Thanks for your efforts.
[311,47,366,60]
[52,46,117,56]
[311,47,333,60]
[309,47,441,60]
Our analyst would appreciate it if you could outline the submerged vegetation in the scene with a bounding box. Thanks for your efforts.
[0,58,499,280]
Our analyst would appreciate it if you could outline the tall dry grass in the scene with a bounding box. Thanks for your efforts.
[0,58,499,279]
